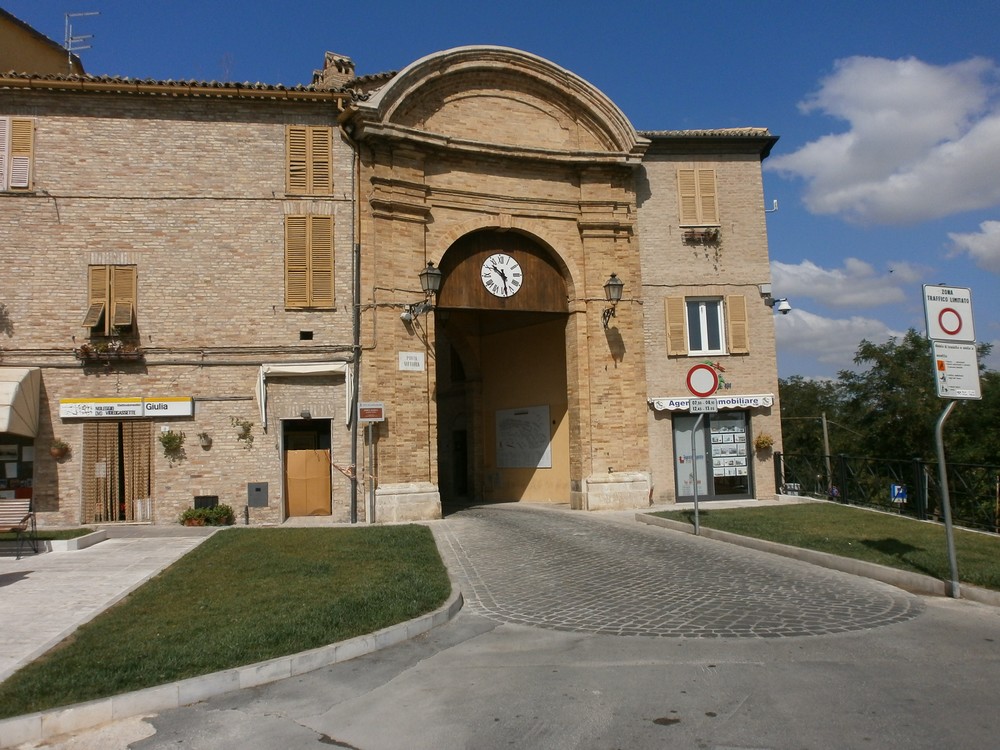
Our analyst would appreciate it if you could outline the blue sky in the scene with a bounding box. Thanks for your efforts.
[6,0,1000,380]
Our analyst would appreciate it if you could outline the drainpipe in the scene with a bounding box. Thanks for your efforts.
[349,137,362,524]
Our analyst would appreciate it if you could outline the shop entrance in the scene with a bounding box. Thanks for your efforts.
[82,420,152,522]
[283,418,332,516]
[673,412,753,501]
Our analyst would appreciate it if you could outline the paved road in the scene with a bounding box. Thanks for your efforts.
[435,504,920,637]
[27,504,1000,749]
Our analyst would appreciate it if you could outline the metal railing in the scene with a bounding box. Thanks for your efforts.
[774,452,1000,533]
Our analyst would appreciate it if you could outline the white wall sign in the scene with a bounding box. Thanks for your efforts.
[142,398,195,417]
[398,352,426,372]
[924,285,975,343]
[932,341,982,400]
[496,405,552,468]
[60,397,193,418]
[649,394,774,412]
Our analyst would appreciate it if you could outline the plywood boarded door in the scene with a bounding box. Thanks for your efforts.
[285,450,331,516]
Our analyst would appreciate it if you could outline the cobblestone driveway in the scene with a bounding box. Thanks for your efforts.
[434,503,922,638]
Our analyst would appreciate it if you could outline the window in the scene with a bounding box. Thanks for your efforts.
[677,168,718,225]
[665,295,749,356]
[0,116,33,191]
[285,215,334,308]
[82,265,137,336]
[286,126,333,195]
[687,299,725,355]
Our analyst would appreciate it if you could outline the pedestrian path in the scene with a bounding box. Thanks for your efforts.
[0,528,213,682]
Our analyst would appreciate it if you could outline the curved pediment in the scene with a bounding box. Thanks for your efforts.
[351,46,647,163]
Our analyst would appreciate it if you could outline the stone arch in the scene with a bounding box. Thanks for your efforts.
[351,46,648,163]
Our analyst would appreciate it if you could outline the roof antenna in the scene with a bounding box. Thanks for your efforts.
[64,11,100,73]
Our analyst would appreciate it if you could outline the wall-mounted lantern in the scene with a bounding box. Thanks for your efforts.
[602,273,624,329]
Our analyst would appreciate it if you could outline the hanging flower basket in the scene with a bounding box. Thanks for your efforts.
[49,439,71,459]
[75,341,144,362]
[682,227,720,244]
[753,433,775,451]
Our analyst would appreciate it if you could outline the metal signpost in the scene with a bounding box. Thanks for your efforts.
[923,285,981,598]
[688,398,718,534]
[358,403,386,523]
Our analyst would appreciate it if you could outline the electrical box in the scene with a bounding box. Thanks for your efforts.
[247,482,269,507]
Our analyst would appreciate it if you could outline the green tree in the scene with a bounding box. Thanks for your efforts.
[948,369,1000,466]
[778,376,846,455]
[837,329,940,460]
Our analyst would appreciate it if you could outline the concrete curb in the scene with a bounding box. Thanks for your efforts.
[0,586,464,749]
[47,529,109,552]
[636,513,1000,607]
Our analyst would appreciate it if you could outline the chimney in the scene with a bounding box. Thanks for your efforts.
[312,51,355,89]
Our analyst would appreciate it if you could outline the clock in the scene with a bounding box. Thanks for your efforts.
[480,253,523,298]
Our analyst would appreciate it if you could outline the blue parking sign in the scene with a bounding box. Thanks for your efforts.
[891,484,907,504]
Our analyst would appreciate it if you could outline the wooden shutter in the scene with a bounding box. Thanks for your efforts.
[698,169,719,224]
[286,215,334,308]
[285,215,310,307]
[0,118,8,191]
[83,265,109,330]
[665,296,688,355]
[110,266,137,329]
[309,127,333,194]
[8,117,33,189]
[309,215,335,307]
[678,168,718,225]
[286,126,308,194]
[726,295,749,354]
[678,169,698,224]
[286,126,333,195]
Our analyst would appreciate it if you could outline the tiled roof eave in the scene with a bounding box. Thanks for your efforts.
[0,72,351,102]
[639,128,779,159]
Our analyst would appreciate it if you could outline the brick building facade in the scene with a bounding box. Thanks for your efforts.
[1,43,782,527]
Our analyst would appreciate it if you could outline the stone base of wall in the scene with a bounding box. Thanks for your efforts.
[572,472,651,511]
[374,482,442,522]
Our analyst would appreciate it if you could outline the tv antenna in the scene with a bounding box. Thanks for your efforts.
[64,11,100,72]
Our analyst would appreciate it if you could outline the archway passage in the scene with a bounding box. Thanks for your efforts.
[435,231,570,509]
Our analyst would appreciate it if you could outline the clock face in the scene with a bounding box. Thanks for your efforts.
[480,253,523,298]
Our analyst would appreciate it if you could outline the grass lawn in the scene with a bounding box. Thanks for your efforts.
[654,502,1000,591]
[0,525,451,719]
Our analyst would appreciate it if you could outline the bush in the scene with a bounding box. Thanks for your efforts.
[180,504,235,526]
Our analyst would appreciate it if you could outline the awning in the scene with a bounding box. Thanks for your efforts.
[0,368,42,438]
[256,362,352,432]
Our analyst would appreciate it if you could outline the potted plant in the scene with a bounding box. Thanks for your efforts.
[197,431,213,449]
[753,432,775,452]
[158,429,186,464]
[75,334,143,362]
[49,438,71,459]
[180,504,235,526]
[231,417,254,449]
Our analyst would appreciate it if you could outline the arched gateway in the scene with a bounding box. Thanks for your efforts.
[343,46,653,520]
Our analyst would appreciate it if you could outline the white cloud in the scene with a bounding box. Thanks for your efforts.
[775,310,899,369]
[771,258,909,308]
[949,220,1000,273]
[767,56,1000,224]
